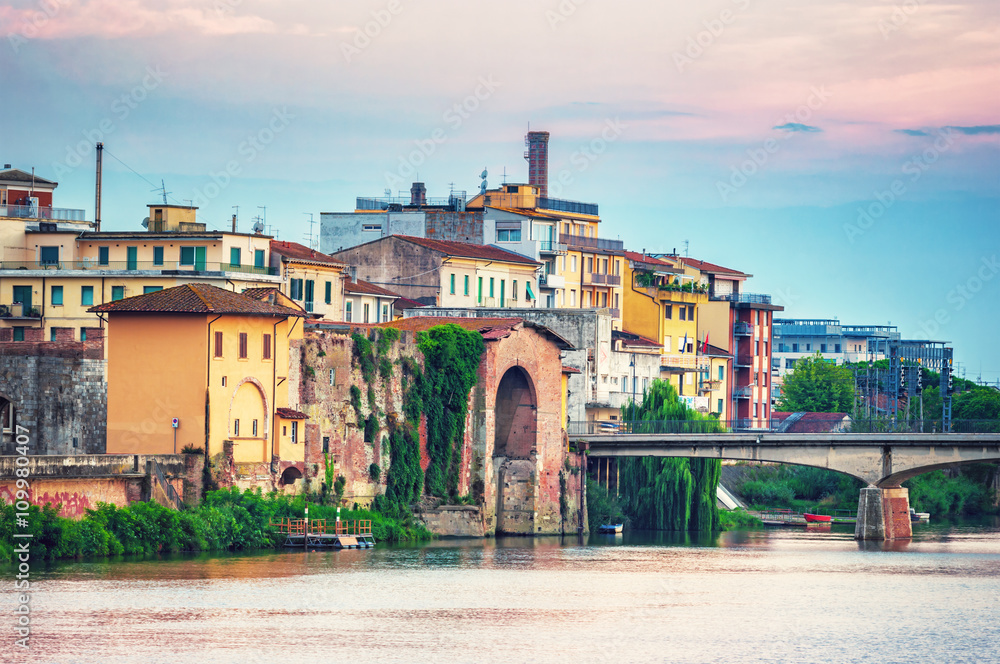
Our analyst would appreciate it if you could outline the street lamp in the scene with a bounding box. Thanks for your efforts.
[630,352,636,406]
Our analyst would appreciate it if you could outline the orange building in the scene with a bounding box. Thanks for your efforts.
[93,283,307,465]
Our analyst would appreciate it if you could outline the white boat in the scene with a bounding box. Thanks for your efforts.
[597,524,623,534]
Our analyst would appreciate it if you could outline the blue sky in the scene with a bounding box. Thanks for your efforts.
[2,0,998,380]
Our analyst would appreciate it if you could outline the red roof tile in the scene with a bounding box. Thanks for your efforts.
[676,257,749,278]
[621,250,673,268]
[89,283,306,316]
[380,316,572,348]
[276,408,308,419]
[395,235,540,265]
[271,240,347,267]
[345,279,401,298]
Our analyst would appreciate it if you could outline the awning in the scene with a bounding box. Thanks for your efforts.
[526,282,536,300]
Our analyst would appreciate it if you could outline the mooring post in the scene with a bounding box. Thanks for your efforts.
[855,486,912,541]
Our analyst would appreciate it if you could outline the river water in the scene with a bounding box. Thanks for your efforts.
[6,519,1000,664]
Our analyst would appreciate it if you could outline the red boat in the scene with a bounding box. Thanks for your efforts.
[803,513,832,523]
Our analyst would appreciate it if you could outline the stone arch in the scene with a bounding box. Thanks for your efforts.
[228,377,269,439]
[493,365,537,459]
[280,466,302,485]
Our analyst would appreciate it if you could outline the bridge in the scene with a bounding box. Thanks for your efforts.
[569,420,1000,540]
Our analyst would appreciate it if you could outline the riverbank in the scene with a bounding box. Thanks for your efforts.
[0,487,432,564]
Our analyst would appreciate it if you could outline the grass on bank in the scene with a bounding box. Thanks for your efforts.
[0,487,432,565]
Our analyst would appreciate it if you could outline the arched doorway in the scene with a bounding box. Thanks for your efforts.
[280,466,302,486]
[229,379,268,462]
[493,367,538,534]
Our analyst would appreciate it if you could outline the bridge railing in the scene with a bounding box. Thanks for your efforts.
[568,419,1000,436]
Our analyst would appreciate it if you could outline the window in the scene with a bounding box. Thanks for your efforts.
[325,281,332,305]
[717,398,723,414]
[153,246,164,266]
[51,285,63,306]
[679,307,686,321]
[792,343,799,352]
[252,420,258,437]
[291,421,298,443]
[329,368,336,385]
[664,336,671,352]
[111,286,125,301]
[805,343,811,351]
[499,280,505,306]
[50,328,57,342]
[718,365,724,381]
[290,278,303,300]
[450,274,456,294]
[221,376,227,387]
[12,328,23,342]
[570,289,577,306]
[230,247,241,267]
[786,359,796,369]
[345,301,353,321]
[382,304,389,321]
[238,332,248,359]
[689,306,695,320]
[304,280,314,311]
[254,249,265,269]
[80,286,94,306]
[463,275,469,296]
[143,286,162,294]
[40,246,59,264]
[363,303,370,323]
[496,228,521,242]
[571,255,577,272]
[477,277,483,303]
[587,257,593,273]
[80,328,87,341]
[835,343,841,353]
[98,247,110,266]
[322,436,330,453]
[664,304,672,319]
[234,419,240,436]
[362,224,381,232]
[180,246,195,266]
[263,333,272,360]
[512,280,518,300]
[821,343,827,353]
[214,331,223,358]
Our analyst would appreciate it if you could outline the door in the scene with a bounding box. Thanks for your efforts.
[12,286,31,314]
[304,280,314,312]
[194,246,207,271]
[126,246,138,271]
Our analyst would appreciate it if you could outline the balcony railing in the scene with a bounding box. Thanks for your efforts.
[537,196,598,217]
[661,354,710,370]
[733,385,754,399]
[0,204,87,221]
[559,233,624,252]
[0,260,279,276]
[712,291,773,305]
[734,322,753,336]
[699,379,722,392]
[537,240,568,254]
[584,272,622,286]
[538,273,565,289]
[735,354,754,367]
[568,418,1000,436]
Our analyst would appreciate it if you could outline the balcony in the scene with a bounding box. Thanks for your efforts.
[537,240,568,254]
[711,291,773,305]
[538,273,565,289]
[537,197,599,217]
[0,204,87,222]
[733,385,754,399]
[735,354,754,368]
[0,303,40,318]
[0,260,279,276]
[699,379,722,393]
[661,354,710,371]
[583,272,622,286]
[734,322,753,336]
[559,233,624,252]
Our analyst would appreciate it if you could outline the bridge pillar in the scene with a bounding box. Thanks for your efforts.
[855,486,912,540]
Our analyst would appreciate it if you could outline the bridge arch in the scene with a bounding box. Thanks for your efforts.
[492,365,538,535]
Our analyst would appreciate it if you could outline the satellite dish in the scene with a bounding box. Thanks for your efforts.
[141,217,149,228]
[252,220,265,234]
[479,180,488,194]
[480,169,488,180]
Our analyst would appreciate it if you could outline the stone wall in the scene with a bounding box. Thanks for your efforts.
[415,505,485,537]
[0,328,107,455]
[0,453,201,518]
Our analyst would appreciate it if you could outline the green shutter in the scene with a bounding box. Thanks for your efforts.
[51,286,63,306]
[230,247,241,267]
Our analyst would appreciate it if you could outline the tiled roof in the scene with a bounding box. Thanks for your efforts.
[621,250,673,268]
[677,257,749,278]
[271,240,346,267]
[381,316,572,348]
[346,279,401,298]
[276,407,308,420]
[486,206,561,220]
[561,365,582,374]
[393,296,425,310]
[703,343,732,357]
[613,329,661,348]
[395,235,540,265]
[90,283,306,316]
[0,168,57,186]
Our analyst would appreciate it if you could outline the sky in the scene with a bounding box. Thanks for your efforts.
[1,0,998,380]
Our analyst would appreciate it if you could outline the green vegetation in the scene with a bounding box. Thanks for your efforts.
[376,327,400,356]
[718,508,763,530]
[586,482,627,530]
[905,467,997,516]
[351,331,376,382]
[779,353,855,412]
[369,463,381,482]
[415,324,485,498]
[617,380,723,532]
[0,488,431,564]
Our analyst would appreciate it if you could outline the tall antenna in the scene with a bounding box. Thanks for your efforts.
[303,213,317,249]
[152,179,170,205]
[683,239,690,257]
[94,142,103,232]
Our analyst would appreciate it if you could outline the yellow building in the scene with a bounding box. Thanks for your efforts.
[94,283,306,466]
[269,240,348,319]
[0,204,281,341]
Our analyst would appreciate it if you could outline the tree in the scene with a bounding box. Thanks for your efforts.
[615,380,722,532]
[779,353,855,413]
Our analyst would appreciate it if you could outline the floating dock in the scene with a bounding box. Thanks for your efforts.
[270,518,376,549]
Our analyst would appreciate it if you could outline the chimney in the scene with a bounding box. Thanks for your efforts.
[524,130,550,198]
[410,182,426,206]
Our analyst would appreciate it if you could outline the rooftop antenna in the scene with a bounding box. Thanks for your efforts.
[502,167,508,184]
[251,215,265,235]
[258,206,266,228]
[479,168,488,195]
[683,239,689,257]
[304,212,317,249]
[152,179,170,205]
[384,188,391,198]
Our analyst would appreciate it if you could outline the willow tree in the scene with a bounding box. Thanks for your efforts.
[617,380,722,532]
